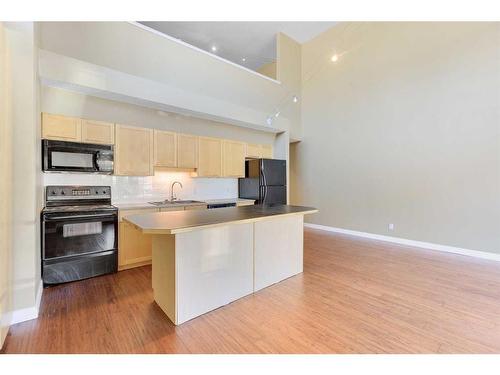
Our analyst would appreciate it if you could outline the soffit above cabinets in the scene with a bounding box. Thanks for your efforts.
[39,49,288,135]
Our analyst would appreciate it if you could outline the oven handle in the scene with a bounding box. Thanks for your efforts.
[43,213,117,221]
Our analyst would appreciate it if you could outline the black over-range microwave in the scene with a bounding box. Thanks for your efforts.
[42,140,114,174]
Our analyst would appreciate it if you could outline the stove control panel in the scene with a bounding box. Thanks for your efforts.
[46,186,111,201]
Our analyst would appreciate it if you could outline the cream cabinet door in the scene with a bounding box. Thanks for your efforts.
[81,119,114,145]
[246,143,261,159]
[154,130,177,167]
[261,144,273,159]
[223,140,245,177]
[115,124,154,176]
[197,137,222,177]
[119,221,153,270]
[118,208,157,270]
[177,134,198,169]
[42,113,81,142]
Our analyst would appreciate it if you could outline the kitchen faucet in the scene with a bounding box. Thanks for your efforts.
[170,181,183,201]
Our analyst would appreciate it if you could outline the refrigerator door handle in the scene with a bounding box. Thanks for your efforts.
[260,185,267,204]
[261,160,267,187]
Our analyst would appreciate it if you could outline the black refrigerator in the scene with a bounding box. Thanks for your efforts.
[238,159,287,205]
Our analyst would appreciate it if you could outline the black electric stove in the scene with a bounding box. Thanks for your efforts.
[41,186,118,286]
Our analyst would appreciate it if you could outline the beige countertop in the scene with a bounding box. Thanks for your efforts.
[113,198,255,210]
[124,204,318,235]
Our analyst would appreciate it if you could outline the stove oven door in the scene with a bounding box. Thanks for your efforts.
[42,211,118,285]
[42,212,117,259]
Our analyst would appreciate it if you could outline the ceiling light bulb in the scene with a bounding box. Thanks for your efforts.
[242,57,246,62]
[274,111,280,118]
[292,95,299,103]
[331,54,339,62]
[211,45,217,52]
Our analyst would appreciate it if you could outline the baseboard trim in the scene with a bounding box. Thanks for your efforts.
[304,223,500,262]
[10,281,43,325]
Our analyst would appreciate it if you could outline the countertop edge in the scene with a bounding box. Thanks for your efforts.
[124,209,319,235]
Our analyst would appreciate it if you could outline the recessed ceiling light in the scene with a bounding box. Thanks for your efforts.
[292,95,299,103]
[211,45,217,52]
[274,111,281,118]
[331,54,339,62]
[242,57,246,62]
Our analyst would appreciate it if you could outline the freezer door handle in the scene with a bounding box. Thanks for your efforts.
[260,161,267,187]
[260,185,267,203]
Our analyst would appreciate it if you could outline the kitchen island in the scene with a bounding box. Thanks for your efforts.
[125,204,318,325]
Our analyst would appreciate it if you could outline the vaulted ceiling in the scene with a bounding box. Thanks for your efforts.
[139,22,336,71]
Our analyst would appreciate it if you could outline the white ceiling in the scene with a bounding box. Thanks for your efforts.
[139,22,336,71]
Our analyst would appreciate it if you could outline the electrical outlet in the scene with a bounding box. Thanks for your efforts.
[388,223,395,231]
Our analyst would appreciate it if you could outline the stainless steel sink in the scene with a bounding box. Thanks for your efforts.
[148,200,204,206]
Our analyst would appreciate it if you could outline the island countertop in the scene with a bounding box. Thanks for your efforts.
[124,204,318,234]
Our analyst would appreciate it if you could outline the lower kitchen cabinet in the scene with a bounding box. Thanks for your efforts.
[118,208,157,270]
[118,220,154,271]
[118,205,207,270]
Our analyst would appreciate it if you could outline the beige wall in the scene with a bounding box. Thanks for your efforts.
[276,33,302,141]
[294,22,500,254]
[3,23,42,323]
[0,22,13,349]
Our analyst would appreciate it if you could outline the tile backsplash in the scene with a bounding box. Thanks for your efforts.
[42,171,238,203]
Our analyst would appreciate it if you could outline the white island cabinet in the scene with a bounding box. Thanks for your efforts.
[125,205,317,325]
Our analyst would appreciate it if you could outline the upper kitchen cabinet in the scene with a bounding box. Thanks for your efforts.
[42,113,115,145]
[245,143,274,159]
[115,124,154,176]
[223,140,245,177]
[81,119,115,145]
[246,143,261,159]
[42,113,82,142]
[197,136,222,177]
[177,134,198,169]
[154,130,177,168]
[261,144,273,159]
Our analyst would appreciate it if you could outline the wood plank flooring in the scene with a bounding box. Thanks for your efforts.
[3,227,500,353]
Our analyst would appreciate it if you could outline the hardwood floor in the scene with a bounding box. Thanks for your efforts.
[3,227,500,353]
